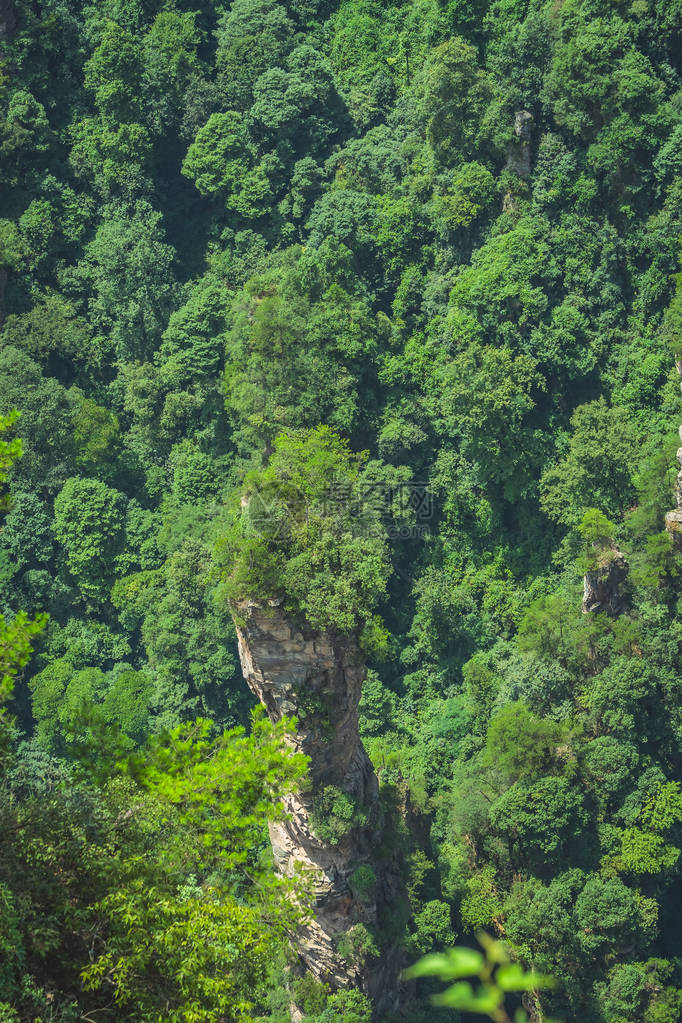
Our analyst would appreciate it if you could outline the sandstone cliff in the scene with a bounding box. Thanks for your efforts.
[234,599,402,1016]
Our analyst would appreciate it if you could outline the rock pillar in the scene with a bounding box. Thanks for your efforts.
[582,548,629,614]
[233,599,402,1016]
[505,110,533,179]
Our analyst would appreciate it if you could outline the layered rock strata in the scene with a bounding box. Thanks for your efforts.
[233,599,401,1015]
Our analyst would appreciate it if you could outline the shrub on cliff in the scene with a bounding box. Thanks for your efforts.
[216,426,394,637]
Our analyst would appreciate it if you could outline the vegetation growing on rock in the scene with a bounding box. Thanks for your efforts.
[217,426,393,636]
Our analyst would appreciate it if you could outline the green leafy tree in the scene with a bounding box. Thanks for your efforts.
[429,340,543,497]
[483,702,564,783]
[0,347,76,492]
[540,400,638,528]
[78,201,176,360]
[70,116,153,197]
[419,37,493,166]
[53,478,127,604]
[305,988,373,1022]
[116,537,241,729]
[215,0,294,111]
[0,89,51,189]
[83,20,143,121]
[158,274,229,387]
[0,412,47,733]
[489,776,587,871]
[182,111,272,218]
[141,10,202,133]
[4,1,682,1018]
[411,900,456,956]
[309,785,367,844]
[73,396,122,478]
[328,0,397,129]
[1,711,307,1021]
[30,658,152,752]
[1,293,94,378]
[619,782,682,875]
[222,247,384,452]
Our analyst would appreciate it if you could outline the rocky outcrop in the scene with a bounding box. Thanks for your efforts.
[665,360,682,547]
[582,548,629,614]
[233,599,402,1016]
[0,0,15,40]
[505,110,533,179]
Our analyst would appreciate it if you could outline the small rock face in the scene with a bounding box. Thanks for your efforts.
[582,549,629,614]
[514,110,533,142]
[234,600,401,1016]
[666,509,682,543]
[505,110,533,178]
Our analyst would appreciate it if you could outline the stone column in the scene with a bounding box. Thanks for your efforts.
[233,599,402,1016]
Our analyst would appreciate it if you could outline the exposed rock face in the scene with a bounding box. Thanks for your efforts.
[665,423,682,548]
[505,110,533,178]
[0,0,15,40]
[582,548,629,614]
[234,599,402,1016]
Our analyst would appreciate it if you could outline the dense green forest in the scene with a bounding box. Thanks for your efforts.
[3,0,682,1018]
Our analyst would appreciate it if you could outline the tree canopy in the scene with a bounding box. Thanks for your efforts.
[3,0,682,1017]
